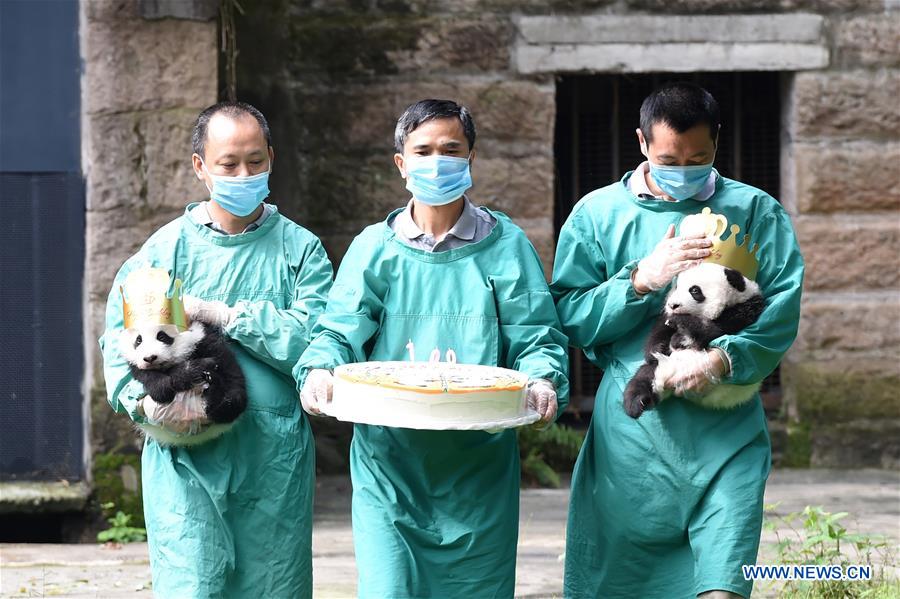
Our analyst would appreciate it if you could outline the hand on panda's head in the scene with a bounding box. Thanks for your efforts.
[183,295,237,328]
[140,390,209,434]
[633,225,713,293]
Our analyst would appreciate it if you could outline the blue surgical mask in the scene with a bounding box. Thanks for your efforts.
[647,161,714,202]
[201,158,271,217]
[404,155,472,206]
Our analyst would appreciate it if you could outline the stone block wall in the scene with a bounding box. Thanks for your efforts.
[781,9,900,468]
[234,1,563,274]
[78,0,898,469]
[81,0,217,454]
[232,0,899,468]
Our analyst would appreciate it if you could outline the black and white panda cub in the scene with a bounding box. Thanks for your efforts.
[623,263,765,419]
[120,321,247,445]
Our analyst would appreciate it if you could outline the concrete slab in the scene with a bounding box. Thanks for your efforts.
[515,14,825,45]
[515,42,830,75]
[0,482,90,514]
[0,469,897,598]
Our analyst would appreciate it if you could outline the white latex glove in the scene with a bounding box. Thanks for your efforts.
[140,388,209,435]
[300,369,334,416]
[633,225,713,292]
[661,349,727,398]
[526,379,558,427]
[183,295,236,328]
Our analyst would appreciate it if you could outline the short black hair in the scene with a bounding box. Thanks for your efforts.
[394,99,476,153]
[639,82,720,143]
[192,101,272,159]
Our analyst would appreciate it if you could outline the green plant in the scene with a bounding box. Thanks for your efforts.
[518,423,585,488]
[97,502,147,544]
[762,504,899,598]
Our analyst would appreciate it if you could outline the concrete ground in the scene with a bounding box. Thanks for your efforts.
[1,469,897,598]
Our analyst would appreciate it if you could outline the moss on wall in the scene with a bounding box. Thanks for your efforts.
[781,423,811,468]
[90,382,145,526]
[285,15,420,77]
[783,361,900,424]
[92,452,144,528]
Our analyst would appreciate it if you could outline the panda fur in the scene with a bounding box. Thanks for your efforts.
[623,263,766,419]
[120,320,247,446]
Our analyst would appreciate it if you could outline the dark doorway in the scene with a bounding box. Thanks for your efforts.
[0,0,85,481]
[554,72,783,413]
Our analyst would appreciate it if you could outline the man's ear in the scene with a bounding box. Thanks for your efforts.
[468,148,476,168]
[268,146,275,170]
[636,128,648,158]
[191,153,204,180]
[394,153,406,178]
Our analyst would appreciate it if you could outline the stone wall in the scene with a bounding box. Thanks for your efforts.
[233,0,900,468]
[234,1,562,274]
[75,1,899,471]
[781,9,900,468]
[81,0,218,455]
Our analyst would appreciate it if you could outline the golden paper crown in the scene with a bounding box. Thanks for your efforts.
[120,267,189,331]
[679,207,760,280]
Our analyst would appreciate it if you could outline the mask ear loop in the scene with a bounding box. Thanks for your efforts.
[197,156,209,178]
[196,156,214,195]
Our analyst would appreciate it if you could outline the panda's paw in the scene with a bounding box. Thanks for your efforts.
[184,359,216,384]
[197,357,218,372]
[623,391,654,419]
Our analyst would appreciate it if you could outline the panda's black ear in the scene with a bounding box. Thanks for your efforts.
[724,267,746,292]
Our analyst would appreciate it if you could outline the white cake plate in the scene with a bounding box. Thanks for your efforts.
[319,404,541,431]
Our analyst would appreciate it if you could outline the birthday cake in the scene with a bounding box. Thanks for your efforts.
[326,360,537,430]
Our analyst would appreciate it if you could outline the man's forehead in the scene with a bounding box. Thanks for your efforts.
[648,121,715,143]
[206,112,264,143]
[406,117,466,144]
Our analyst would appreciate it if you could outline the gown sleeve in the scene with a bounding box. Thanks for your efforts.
[291,235,385,391]
[709,209,805,385]
[98,257,148,424]
[550,203,666,350]
[493,233,570,415]
[224,238,333,376]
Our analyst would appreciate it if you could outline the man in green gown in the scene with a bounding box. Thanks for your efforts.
[99,102,333,598]
[294,99,569,598]
[552,83,804,598]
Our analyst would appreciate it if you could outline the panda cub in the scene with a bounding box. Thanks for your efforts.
[623,263,765,419]
[120,320,247,445]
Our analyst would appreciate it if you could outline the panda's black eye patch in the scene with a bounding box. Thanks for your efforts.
[156,331,175,345]
[689,285,705,302]
[134,335,142,348]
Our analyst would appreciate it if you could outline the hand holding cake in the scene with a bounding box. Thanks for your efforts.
[300,368,334,415]
[526,379,558,425]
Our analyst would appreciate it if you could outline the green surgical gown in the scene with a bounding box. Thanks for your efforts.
[551,173,804,598]
[99,204,333,599]
[294,208,569,598]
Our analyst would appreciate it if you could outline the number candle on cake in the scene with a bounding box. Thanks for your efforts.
[325,343,538,431]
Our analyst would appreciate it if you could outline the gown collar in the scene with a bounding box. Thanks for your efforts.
[182,201,281,246]
[383,205,503,263]
[620,170,725,213]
